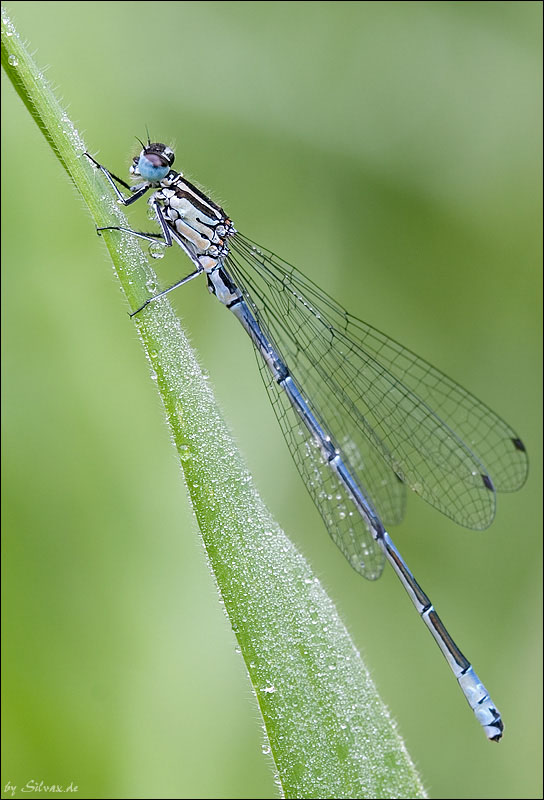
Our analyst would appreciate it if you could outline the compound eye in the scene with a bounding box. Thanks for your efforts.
[131,142,175,180]
[145,142,175,167]
[138,155,169,181]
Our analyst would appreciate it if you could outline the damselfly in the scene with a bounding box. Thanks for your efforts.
[85,141,528,741]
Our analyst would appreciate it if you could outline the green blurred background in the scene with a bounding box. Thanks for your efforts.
[2,2,541,798]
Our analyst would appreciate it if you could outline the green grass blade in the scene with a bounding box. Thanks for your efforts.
[2,12,425,798]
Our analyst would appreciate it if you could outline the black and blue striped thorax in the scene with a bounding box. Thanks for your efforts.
[152,171,235,271]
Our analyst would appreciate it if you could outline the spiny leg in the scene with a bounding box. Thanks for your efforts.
[84,152,150,206]
[129,268,204,316]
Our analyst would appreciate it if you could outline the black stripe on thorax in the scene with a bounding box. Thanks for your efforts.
[171,174,226,220]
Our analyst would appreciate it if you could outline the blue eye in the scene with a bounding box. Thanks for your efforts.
[137,154,170,181]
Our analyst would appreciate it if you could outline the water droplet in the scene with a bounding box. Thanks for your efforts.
[262,685,276,694]
[179,445,192,463]
[8,55,18,65]
[148,242,164,259]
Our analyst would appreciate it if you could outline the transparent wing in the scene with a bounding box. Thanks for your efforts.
[227,234,528,531]
[254,351,386,580]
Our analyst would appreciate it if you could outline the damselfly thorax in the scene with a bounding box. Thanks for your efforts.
[150,170,236,273]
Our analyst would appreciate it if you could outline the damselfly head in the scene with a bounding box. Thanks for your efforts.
[130,142,175,182]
